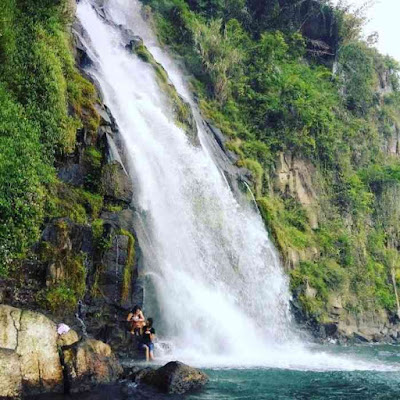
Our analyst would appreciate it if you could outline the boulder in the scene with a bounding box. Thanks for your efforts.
[17,309,64,395]
[0,305,64,396]
[62,338,123,393]
[140,361,208,394]
[57,328,80,348]
[0,348,22,398]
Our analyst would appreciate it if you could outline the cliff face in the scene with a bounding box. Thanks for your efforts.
[0,0,142,354]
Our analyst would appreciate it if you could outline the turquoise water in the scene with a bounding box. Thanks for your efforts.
[185,345,400,400]
[36,345,400,400]
[187,368,400,400]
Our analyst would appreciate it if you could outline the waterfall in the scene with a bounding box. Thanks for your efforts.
[76,0,387,370]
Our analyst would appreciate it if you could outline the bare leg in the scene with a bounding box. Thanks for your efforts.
[144,345,149,362]
[149,350,154,361]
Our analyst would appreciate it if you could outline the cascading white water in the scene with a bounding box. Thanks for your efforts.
[77,0,399,371]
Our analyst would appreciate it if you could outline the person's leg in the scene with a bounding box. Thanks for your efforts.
[149,343,154,361]
[143,344,149,362]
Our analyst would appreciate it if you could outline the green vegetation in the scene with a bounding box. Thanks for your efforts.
[118,229,136,303]
[37,220,86,313]
[46,182,104,224]
[143,0,400,321]
[0,0,101,275]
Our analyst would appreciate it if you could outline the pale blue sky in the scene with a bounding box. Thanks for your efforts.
[333,0,400,61]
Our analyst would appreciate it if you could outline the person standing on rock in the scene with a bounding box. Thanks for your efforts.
[140,318,156,362]
[127,305,146,336]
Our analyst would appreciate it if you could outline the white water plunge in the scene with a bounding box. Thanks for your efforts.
[77,0,397,371]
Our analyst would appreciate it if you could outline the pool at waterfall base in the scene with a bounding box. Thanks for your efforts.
[33,345,400,400]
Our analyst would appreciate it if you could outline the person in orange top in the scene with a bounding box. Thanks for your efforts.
[127,305,145,336]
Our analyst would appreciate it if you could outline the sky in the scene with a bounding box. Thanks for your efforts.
[332,0,400,61]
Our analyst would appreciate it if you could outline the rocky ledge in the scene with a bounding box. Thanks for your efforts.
[0,305,208,399]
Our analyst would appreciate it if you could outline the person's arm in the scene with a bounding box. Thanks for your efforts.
[138,310,145,321]
[126,313,133,321]
[150,329,156,342]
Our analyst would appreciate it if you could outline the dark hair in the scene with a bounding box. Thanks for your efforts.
[132,305,141,313]
[147,318,153,327]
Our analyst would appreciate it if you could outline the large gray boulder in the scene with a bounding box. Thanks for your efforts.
[140,361,209,394]
[0,348,22,398]
[0,305,64,397]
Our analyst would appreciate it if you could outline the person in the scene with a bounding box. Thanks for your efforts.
[139,318,155,362]
[126,305,145,336]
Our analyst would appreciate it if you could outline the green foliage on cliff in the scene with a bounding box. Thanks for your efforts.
[144,0,400,321]
[37,220,87,313]
[118,229,136,304]
[0,0,100,274]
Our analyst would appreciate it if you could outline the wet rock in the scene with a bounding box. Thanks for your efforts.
[62,338,123,393]
[102,162,133,203]
[125,35,144,51]
[0,305,64,396]
[353,332,370,343]
[139,361,209,394]
[102,133,133,203]
[72,21,94,69]
[98,125,113,140]
[42,219,93,255]
[58,163,85,186]
[204,120,239,164]
[100,234,129,302]
[201,120,253,199]
[321,322,338,338]
[100,208,136,232]
[105,133,125,166]
[95,103,112,126]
